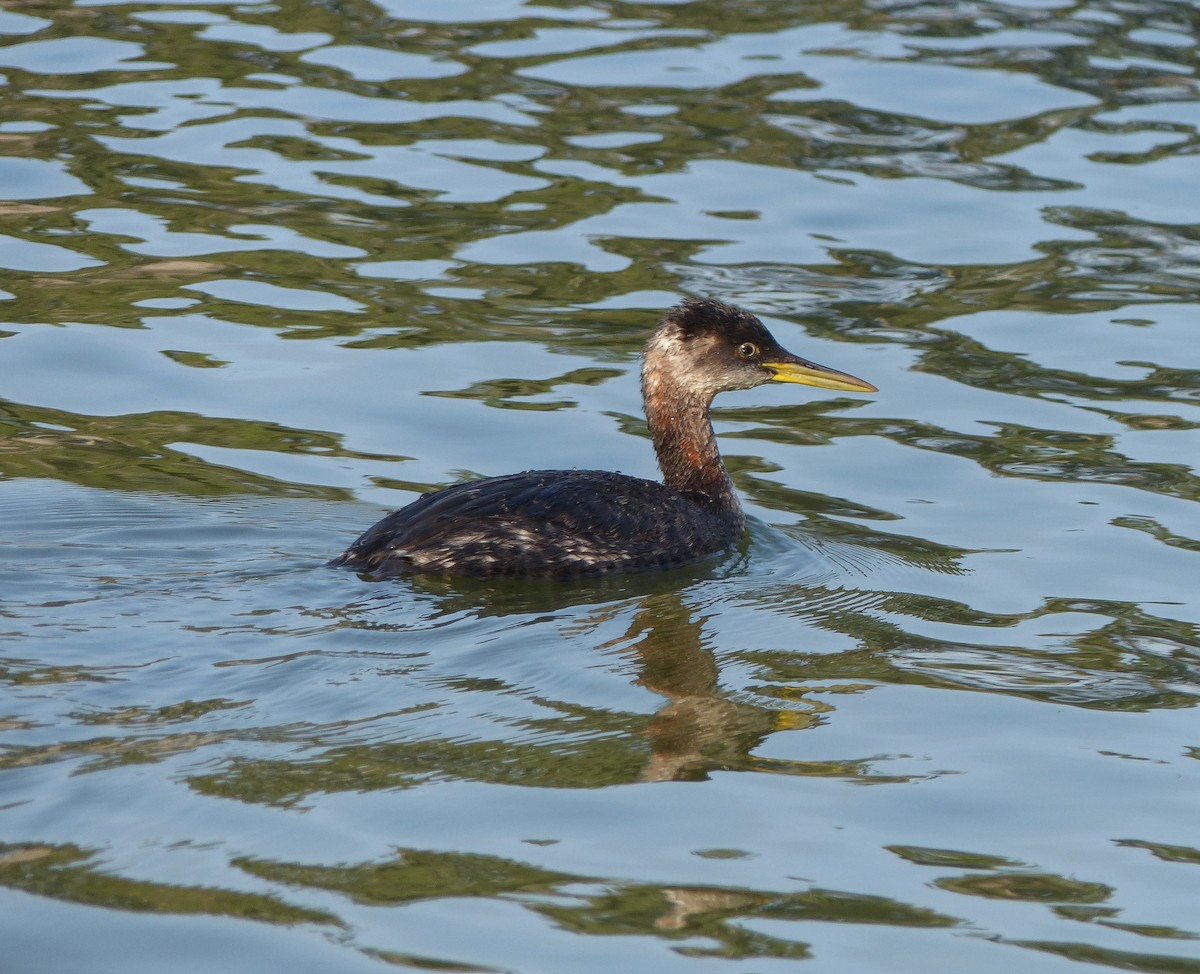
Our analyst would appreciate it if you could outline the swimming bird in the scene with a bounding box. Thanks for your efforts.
[330,298,876,578]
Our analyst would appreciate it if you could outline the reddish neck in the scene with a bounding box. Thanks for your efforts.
[642,369,739,511]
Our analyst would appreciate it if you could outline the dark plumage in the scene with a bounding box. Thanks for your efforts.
[330,299,876,578]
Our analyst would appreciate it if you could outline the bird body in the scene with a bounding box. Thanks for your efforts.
[330,299,875,578]
[332,468,740,578]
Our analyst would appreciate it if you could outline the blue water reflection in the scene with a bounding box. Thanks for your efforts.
[2,1,1199,972]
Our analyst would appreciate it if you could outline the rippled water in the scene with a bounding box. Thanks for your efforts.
[3,1,1200,971]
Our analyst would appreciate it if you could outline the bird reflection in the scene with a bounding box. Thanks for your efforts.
[606,590,784,782]
[287,515,971,799]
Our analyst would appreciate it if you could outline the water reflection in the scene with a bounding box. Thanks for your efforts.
[234,843,959,964]
[0,401,352,496]
[167,527,977,807]
[0,841,335,924]
[185,580,788,798]
[4,0,1200,970]
[620,591,781,783]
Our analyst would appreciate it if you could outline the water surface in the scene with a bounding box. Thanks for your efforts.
[2,1,1200,971]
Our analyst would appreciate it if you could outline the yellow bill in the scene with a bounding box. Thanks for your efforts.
[763,354,878,393]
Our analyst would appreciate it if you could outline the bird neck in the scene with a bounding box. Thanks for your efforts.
[642,369,740,511]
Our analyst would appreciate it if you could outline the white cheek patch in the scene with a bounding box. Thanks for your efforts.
[643,324,682,363]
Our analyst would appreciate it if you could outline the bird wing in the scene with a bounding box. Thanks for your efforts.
[333,469,734,577]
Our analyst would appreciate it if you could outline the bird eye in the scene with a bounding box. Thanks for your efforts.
[738,342,759,358]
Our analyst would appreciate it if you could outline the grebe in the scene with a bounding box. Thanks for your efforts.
[330,299,876,578]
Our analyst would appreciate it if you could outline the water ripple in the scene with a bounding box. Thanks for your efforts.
[2,2,1200,972]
